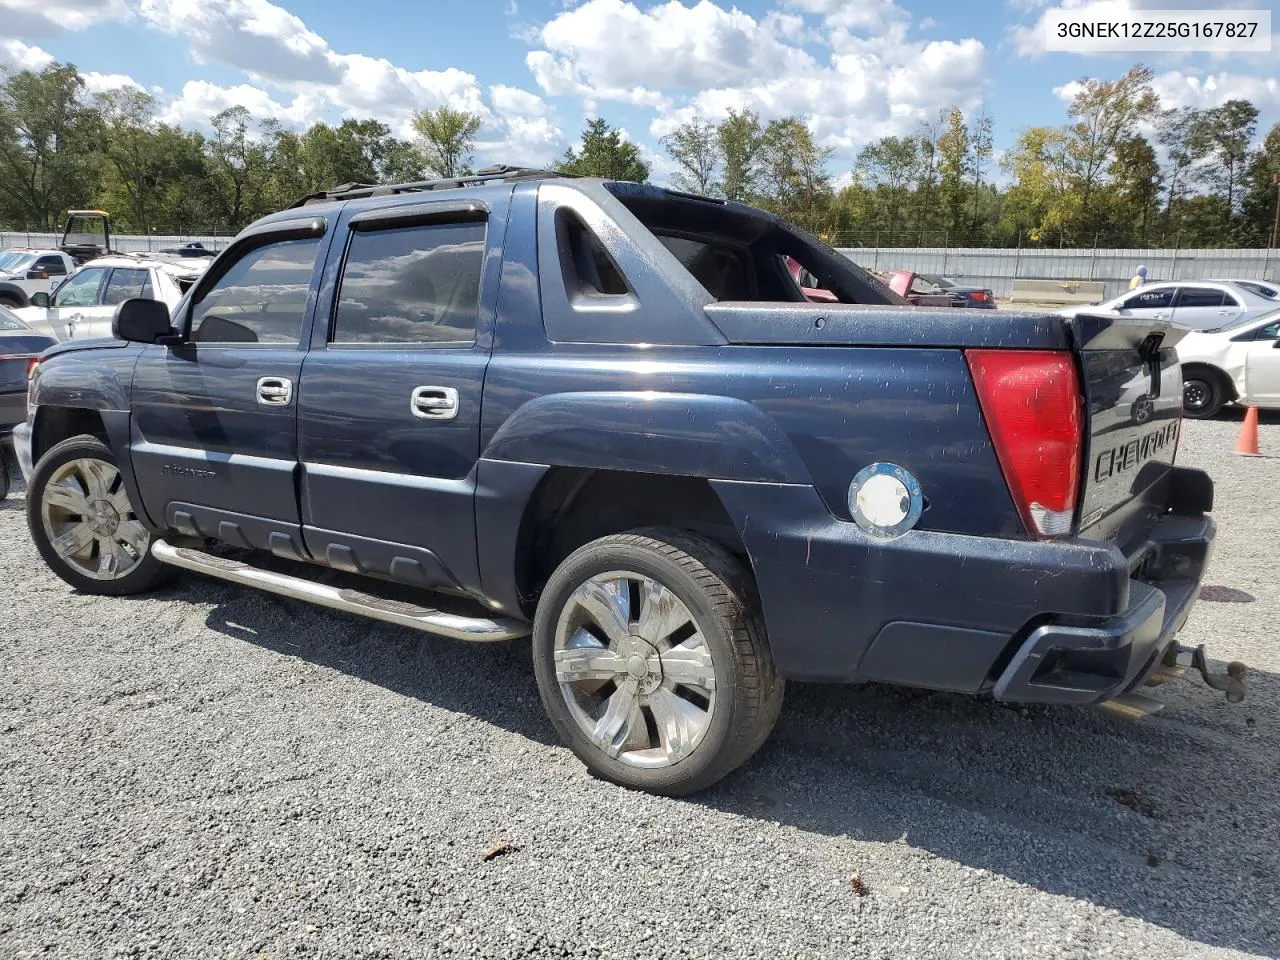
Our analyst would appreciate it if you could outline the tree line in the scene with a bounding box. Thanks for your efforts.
[2,61,1278,248]
[659,66,1280,248]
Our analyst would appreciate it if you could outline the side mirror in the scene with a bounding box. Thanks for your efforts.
[30,292,50,309]
[1271,339,1280,349]
[113,298,175,344]
[26,269,49,280]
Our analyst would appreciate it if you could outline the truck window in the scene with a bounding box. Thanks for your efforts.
[556,209,630,297]
[332,221,485,344]
[102,268,151,306]
[190,237,321,344]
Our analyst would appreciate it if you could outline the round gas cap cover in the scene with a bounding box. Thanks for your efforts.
[848,463,923,539]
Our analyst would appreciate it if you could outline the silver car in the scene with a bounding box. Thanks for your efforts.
[1058,280,1279,331]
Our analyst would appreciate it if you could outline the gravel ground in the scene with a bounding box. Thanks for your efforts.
[2,415,1278,960]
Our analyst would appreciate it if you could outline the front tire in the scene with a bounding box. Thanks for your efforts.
[27,434,172,595]
[532,528,784,796]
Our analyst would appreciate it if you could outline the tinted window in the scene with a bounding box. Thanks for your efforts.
[1121,288,1173,310]
[102,268,151,306]
[658,234,751,300]
[557,210,629,297]
[1176,287,1226,308]
[333,221,485,344]
[54,267,108,307]
[34,256,66,275]
[1254,321,1280,340]
[191,238,321,344]
[1235,281,1279,299]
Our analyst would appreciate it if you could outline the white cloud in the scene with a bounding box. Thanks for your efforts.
[490,84,551,119]
[1150,71,1280,112]
[541,0,987,157]
[156,79,323,131]
[1008,0,1135,58]
[0,38,54,72]
[0,0,131,37]
[82,72,146,96]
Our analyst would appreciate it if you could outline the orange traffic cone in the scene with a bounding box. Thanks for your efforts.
[1235,406,1260,456]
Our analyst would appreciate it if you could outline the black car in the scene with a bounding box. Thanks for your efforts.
[919,273,997,309]
[0,304,54,498]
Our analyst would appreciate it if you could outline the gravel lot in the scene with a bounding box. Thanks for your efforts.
[2,414,1278,960]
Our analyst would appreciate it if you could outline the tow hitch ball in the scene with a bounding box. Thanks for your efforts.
[1159,642,1247,703]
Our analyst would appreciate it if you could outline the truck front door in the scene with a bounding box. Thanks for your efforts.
[129,220,330,558]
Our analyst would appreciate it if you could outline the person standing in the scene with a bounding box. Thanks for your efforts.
[1129,264,1148,289]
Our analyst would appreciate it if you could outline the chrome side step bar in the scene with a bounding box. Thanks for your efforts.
[151,539,529,642]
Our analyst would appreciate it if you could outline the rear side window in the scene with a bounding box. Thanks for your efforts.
[102,268,151,306]
[657,234,751,300]
[557,210,629,297]
[1176,287,1226,308]
[332,221,485,344]
[190,237,321,344]
[1122,288,1173,310]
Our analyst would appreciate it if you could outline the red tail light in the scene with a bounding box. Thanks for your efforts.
[970,291,989,302]
[27,357,39,378]
[966,349,1083,537]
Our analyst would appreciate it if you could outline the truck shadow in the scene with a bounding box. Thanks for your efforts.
[190,579,1280,958]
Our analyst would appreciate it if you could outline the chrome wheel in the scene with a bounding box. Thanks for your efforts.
[553,571,717,769]
[40,457,150,581]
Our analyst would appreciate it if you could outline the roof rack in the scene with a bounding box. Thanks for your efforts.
[288,164,569,208]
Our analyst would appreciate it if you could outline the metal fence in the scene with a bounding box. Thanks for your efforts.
[1,231,230,256]
[836,246,1280,301]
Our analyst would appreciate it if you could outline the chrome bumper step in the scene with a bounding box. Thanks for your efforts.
[151,539,529,642]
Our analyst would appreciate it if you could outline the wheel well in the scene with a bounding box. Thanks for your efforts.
[1181,363,1237,402]
[32,407,108,463]
[514,468,749,610]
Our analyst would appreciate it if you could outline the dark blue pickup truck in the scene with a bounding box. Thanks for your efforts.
[14,167,1238,794]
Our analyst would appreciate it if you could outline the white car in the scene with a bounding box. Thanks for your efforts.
[1059,280,1278,331]
[0,249,77,308]
[13,255,210,341]
[1177,308,1280,418]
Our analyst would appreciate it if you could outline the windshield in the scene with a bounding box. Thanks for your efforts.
[0,252,35,274]
[0,304,28,331]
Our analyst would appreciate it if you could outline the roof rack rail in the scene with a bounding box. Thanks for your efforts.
[288,164,570,208]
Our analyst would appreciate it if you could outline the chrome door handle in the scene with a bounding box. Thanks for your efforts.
[410,386,459,420]
[1153,313,1167,320]
[256,376,293,406]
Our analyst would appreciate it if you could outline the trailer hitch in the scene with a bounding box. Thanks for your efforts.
[1159,642,1246,703]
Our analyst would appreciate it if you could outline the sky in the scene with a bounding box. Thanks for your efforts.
[1,0,1278,186]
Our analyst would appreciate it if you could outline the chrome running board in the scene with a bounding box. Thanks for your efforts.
[151,539,529,642]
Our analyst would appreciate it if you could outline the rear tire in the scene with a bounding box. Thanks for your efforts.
[1182,370,1227,419]
[532,528,784,796]
[27,435,172,595]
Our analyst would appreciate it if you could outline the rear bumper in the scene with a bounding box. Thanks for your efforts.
[992,514,1212,703]
[711,466,1216,704]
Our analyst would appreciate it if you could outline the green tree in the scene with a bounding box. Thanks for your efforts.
[1063,65,1160,231]
[412,106,482,179]
[756,117,833,235]
[1001,126,1077,242]
[1106,135,1162,243]
[660,118,720,195]
[1157,107,1212,227]
[0,63,101,230]
[716,109,764,203]
[968,110,994,230]
[854,136,921,233]
[936,108,970,237]
[1241,123,1280,245]
[557,118,649,182]
[1198,99,1259,221]
[204,106,271,231]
